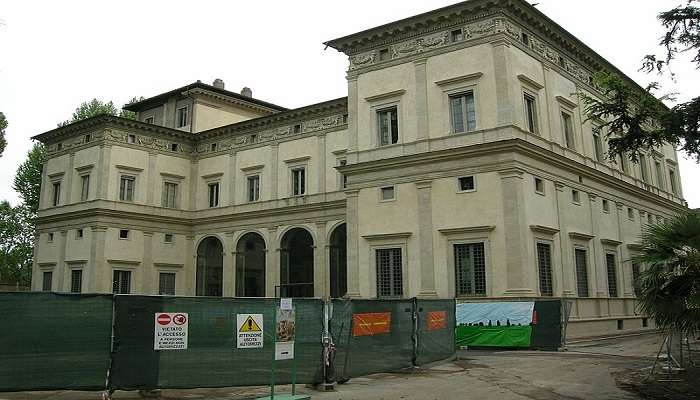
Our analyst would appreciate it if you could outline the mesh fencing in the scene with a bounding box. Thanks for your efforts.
[416,299,456,365]
[0,292,113,392]
[110,296,324,390]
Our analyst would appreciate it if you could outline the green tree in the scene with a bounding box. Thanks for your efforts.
[0,202,33,286]
[58,96,143,127]
[581,1,700,161]
[635,212,700,335]
[13,143,45,214]
[0,112,7,157]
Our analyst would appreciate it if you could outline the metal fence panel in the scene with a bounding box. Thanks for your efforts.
[416,299,456,365]
[0,292,113,392]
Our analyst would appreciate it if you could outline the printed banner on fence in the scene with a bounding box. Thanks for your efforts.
[352,312,391,337]
[427,311,447,331]
[275,307,295,360]
[154,312,188,350]
[237,314,264,348]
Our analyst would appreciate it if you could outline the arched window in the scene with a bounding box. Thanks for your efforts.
[235,232,266,297]
[279,228,314,297]
[196,236,223,296]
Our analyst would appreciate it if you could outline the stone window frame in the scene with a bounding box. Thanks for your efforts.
[601,239,622,298]
[69,266,84,294]
[116,165,143,203]
[241,164,264,203]
[533,176,545,196]
[456,175,476,193]
[379,185,396,202]
[284,156,310,197]
[362,232,411,299]
[75,164,94,202]
[366,90,405,149]
[176,106,189,128]
[143,115,155,124]
[202,172,223,208]
[569,233,594,298]
[333,149,348,191]
[48,172,64,207]
[439,226,495,298]
[534,238,556,297]
[518,74,544,135]
[666,159,679,195]
[435,72,483,135]
[556,95,579,151]
[160,172,184,209]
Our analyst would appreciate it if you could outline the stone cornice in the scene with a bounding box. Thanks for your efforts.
[530,225,559,235]
[361,232,413,241]
[438,226,496,235]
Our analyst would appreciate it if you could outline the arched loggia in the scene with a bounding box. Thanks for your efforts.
[279,228,314,297]
[235,232,266,297]
[196,236,224,296]
[329,224,347,298]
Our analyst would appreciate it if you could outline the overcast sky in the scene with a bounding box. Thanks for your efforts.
[0,0,697,208]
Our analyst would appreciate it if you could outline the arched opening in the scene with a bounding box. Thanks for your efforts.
[235,232,266,297]
[196,236,223,296]
[329,224,347,298]
[279,228,314,297]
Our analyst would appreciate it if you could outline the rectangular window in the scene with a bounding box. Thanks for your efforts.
[380,186,395,201]
[524,93,539,134]
[52,182,61,206]
[592,126,604,162]
[291,168,306,196]
[293,124,302,134]
[602,199,610,213]
[71,270,82,293]
[161,182,178,208]
[48,232,54,242]
[339,159,348,189]
[632,263,641,297]
[639,154,649,183]
[247,175,260,202]
[458,176,475,192]
[655,160,665,190]
[170,143,179,152]
[454,243,486,296]
[80,175,90,201]
[164,233,174,243]
[669,169,678,195]
[119,175,135,202]
[376,248,403,298]
[42,271,52,292]
[84,134,91,143]
[451,29,464,42]
[159,272,176,295]
[521,32,529,45]
[144,116,154,124]
[208,182,220,207]
[377,107,399,146]
[606,253,618,297]
[76,228,83,239]
[620,154,629,174]
[536,242,553,296]
[628,207,634,220]
[572,190,580,204]
[112,270,131,294]
[574,248,589,297]
[534,177,545,194]
[449,92,477,133]
[177,107,188,128]
[378,48,390,61]
[118,229,129,240]
[127,134,136,144]
[562,111,574,149]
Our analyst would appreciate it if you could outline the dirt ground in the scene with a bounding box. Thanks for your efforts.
[1,333,697,400]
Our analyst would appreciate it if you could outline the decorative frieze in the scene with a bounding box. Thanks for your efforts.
[105,130,193,154]
[45,130,104,154]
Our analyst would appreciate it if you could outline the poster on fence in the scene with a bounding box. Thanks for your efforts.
[427,311,447,331]
[455,302,534,348]
[154,313,188,350]
[275,306,295,360]
[237,314,264,349]
[352,312,391,337]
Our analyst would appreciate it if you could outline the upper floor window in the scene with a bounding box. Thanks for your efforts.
[119,175,135,202]
[247,175,260,202]
[377,107,399,146]
[144,116,154,124]
[52,181,61,207]
[177,107,188,128]
[524,93,539,134]
[338,159,348,189]
[619,153,630,174]
[669,168,678,195]
[571,189,580,204]
[458,176,475,192]
[208,182,220,208]
[451,28,464,42]
[654,160,665,190]
[80,175,90,201]
[380,186,395,201]
[534,177,545,195]
[162,182,178,208]
[561,111,574,149]
[378,48,390,61]
[450,92,476,133]
[592,126,604,162]
[639,154,649,183]
[127,134,136,144]
[291,167,306,196]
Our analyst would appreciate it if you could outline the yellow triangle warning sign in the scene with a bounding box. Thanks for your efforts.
[239,315,262,332]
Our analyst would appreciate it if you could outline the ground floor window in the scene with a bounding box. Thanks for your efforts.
[606,253,618,297]
[536,242,553,296]
[376,248,402,298]
[632,262,641,297]
[574,248,589,297]
[454,243,486,296]
[42,271,52,292]
[113,270,131,294]
[159,272,176,295]
[70,269,82,293]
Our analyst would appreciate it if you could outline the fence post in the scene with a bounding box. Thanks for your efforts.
[411,297,418,366]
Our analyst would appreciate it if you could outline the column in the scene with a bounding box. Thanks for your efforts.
[492,40,514,127]
[345,189,361,298]
[142,231,154,294]
[314,222,327,298]
[224,231,236,297]
[416,180,437,297]
[89,225,107,293]
[499,169,533,295]
[65,153,75,204]
[414,58,429,146]
[146,152,157,205]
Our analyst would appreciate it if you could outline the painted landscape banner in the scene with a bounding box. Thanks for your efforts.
[455,302,535,348]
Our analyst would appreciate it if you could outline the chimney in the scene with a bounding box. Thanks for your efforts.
[241,87,252,97]
[212,78,225,89]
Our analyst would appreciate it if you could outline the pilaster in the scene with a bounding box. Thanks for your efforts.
[185,235,196,295]
[146,152,157,206]
[267,227,279,297]
[415,180,437,298]
[347,76,359,155]
[345,189,361,298]
[189,160,199,210]
[228,153,237,205]
[492,40,514,127]
[499,168,533,295]
[414,58,429,144]
[317,134,327,195]
[97,144,111,200]
[58,230,68,292]
[270,144,279,200]
[142,231,154,294]
[65,153,75,204]
[89,225,107,293]
[224,231,236,297]
[587,193,601,297]
[314,222,327,298]
[554,182,575,297]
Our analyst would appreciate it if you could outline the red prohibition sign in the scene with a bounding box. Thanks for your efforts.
[157,313,172,325]
[173,314,187,325]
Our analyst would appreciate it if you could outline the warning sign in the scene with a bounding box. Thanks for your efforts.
[352,312,391,337]
[427,311,447,331]
[275,307,295,360]
[237,314,263,348]
[154,312,188,350]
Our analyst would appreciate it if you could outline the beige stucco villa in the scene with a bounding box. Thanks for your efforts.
[32,0,687,338]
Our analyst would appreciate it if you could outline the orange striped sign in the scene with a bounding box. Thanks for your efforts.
[352,312,391,337]
[427,311,447,331]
